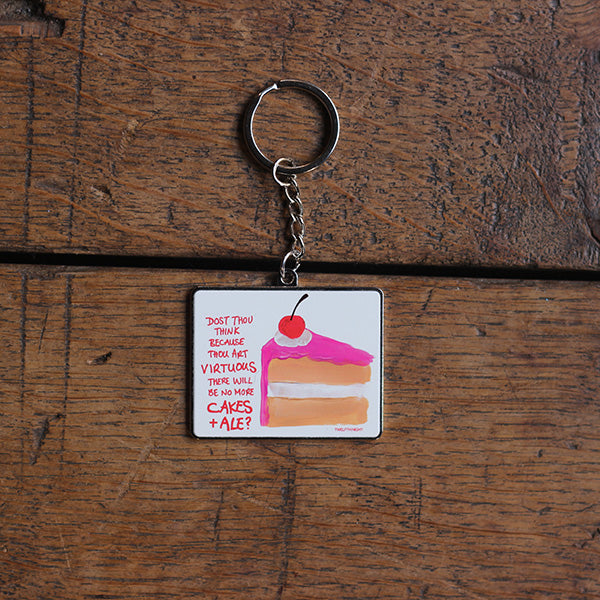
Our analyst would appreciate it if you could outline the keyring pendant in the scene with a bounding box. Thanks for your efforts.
[190,81,383,439]
[244,80,341,286]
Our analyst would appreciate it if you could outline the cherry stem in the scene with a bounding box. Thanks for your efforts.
[290,293,309,320]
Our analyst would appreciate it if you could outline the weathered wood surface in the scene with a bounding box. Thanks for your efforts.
[1,266,599,598]
[1,0,600,268]
[0,19,62,38]
[0,0,64,38]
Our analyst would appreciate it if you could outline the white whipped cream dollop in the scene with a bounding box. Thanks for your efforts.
[274,329,312,347]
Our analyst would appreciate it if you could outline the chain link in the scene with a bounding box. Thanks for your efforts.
[273,159,306,286]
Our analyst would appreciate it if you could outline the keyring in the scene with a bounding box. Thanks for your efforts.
[190,82,383,440]
[243,80,340,176]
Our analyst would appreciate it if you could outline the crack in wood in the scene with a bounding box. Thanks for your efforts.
[276,445,297,600]
[86,350,112,365]
[61,274,73,475]
[213,489,224,544]
[30,413,64,465]
[19,273,28,481]
[67,0,88,245]
[22,37,33,242]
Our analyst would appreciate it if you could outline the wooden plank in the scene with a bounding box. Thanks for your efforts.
[1,266,599,598]
[0,0,599,268]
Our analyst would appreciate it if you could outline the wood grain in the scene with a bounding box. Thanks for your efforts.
[0,0,600,268]
[0,0,64,38]
[1,266,599,598]
[0,20,63,38]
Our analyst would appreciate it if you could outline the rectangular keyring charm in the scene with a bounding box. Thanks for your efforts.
[190,288,383,438]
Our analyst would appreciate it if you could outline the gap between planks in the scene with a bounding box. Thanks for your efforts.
[0,251,599,282]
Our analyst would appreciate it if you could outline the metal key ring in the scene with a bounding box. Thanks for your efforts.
[243,80,340,176]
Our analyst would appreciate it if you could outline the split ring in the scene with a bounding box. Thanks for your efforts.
[243,80,340,176]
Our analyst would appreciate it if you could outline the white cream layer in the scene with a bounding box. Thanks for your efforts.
[274,329,312,347]
[268,382,367,399]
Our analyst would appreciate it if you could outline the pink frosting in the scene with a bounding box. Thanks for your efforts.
[260,330,374,426]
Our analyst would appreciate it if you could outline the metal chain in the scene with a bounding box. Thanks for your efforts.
[273,158,305,286]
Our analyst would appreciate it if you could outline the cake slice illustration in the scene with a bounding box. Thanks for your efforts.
[260,294,374,427]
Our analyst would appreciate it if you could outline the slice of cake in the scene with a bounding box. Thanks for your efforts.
[260,294,374,427]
